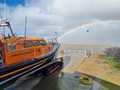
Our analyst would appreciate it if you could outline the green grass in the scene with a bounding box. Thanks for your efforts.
[105,56,120,70]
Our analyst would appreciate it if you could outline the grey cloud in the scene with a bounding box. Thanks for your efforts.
[53,0,120,20]
[0,2,64,37]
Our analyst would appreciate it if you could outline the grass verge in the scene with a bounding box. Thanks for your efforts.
[104,56,120,70]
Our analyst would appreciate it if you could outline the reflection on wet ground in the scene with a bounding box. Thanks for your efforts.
[5,71,120,90]
[33,75,59,90]
[40,73,120,90]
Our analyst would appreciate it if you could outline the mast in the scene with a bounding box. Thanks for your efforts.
[24,16,27,41]
[24,16,27,46]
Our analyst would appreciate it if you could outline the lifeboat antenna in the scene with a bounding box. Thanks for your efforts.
[24,16,27,42]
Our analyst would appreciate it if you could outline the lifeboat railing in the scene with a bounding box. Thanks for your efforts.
[0,20,15,38]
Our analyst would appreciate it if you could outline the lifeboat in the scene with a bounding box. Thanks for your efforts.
[0,20,63,86]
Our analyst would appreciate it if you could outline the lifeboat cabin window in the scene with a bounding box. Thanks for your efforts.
[39,40,47,46]
[33,40,47,46]
[24,40,33,48]
[33,41,40,46]
[24,40,47,48]
[8,44,16,52]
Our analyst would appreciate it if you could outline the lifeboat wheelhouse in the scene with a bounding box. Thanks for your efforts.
[0,20,52,65]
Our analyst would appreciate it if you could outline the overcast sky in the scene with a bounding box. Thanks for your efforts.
[0,0,120,44]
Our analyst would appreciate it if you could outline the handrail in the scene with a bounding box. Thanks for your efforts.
[0,20,15,37]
